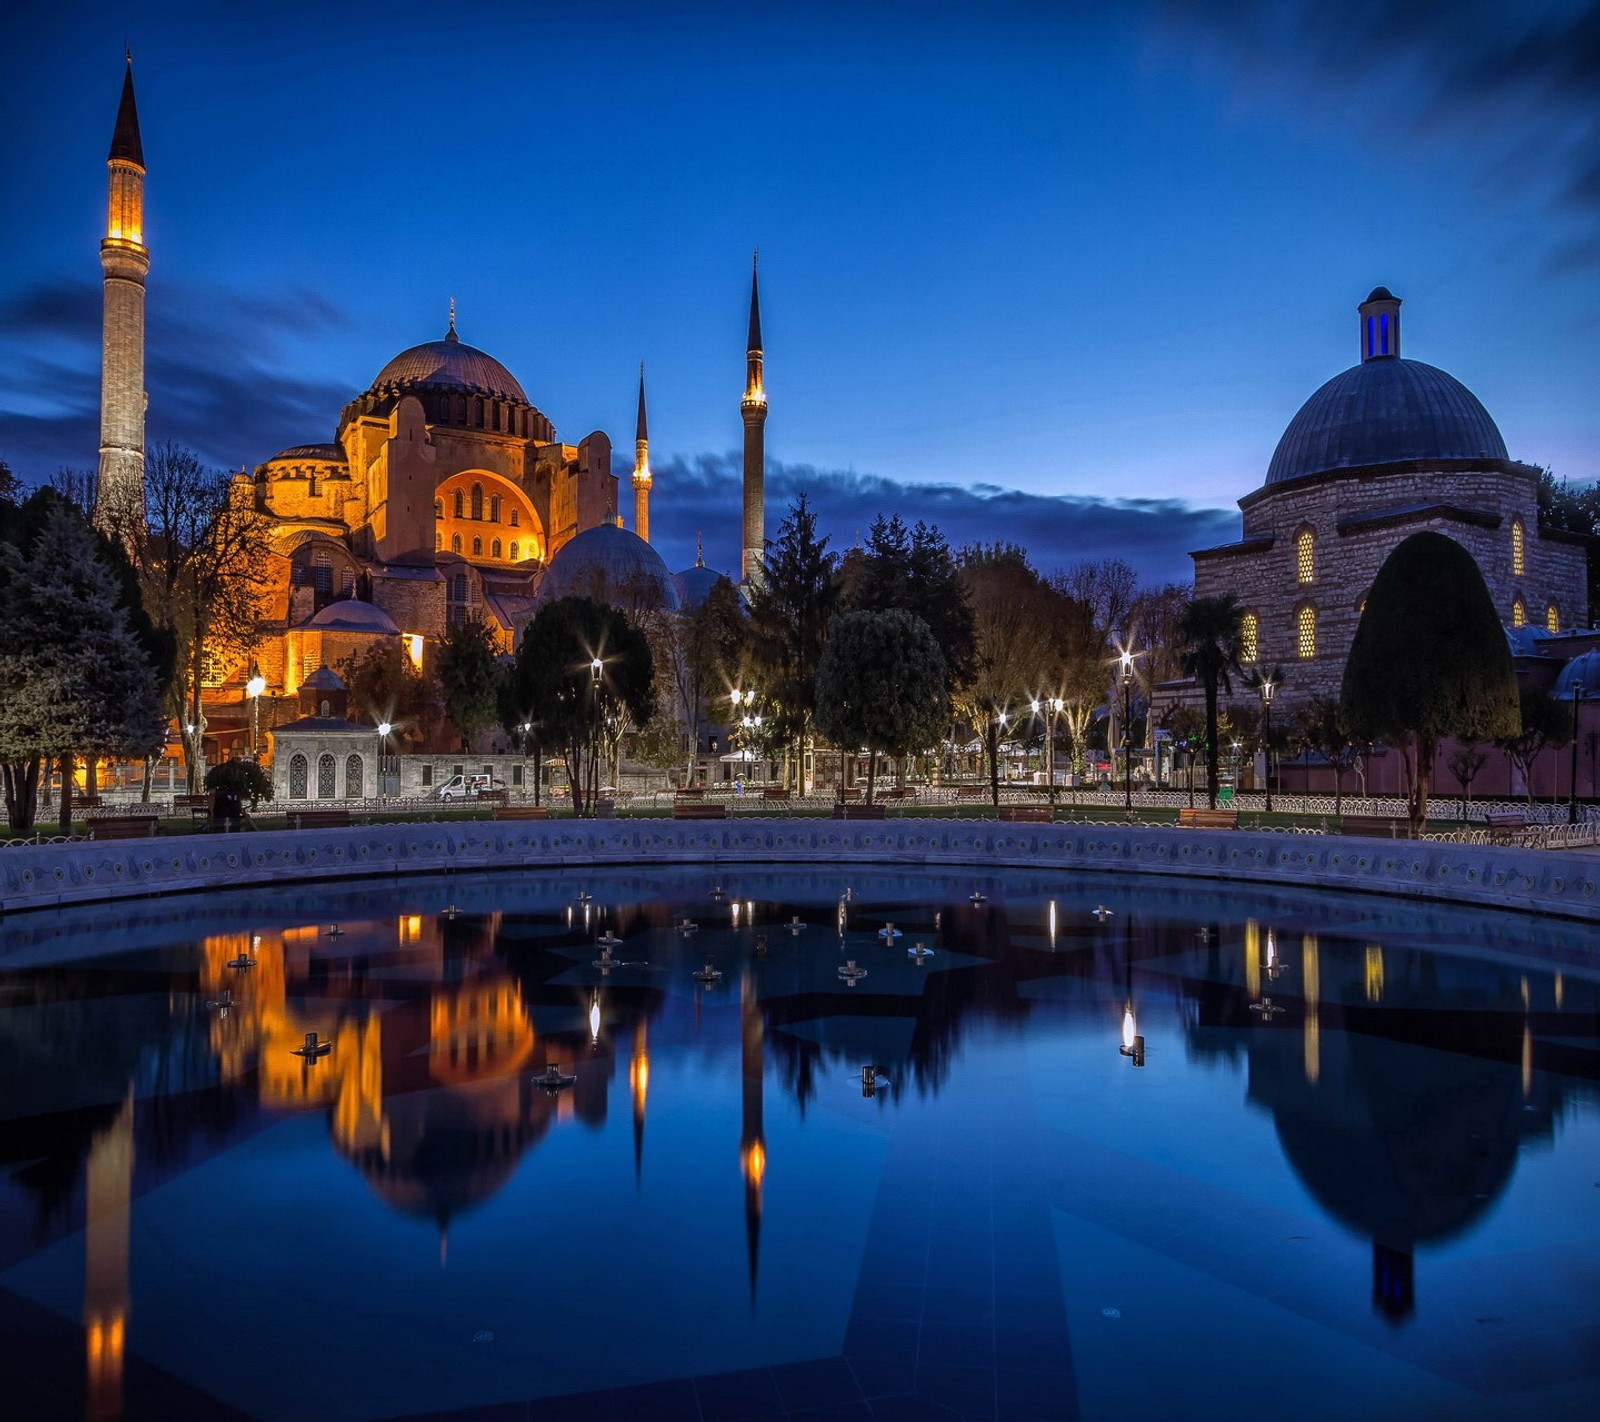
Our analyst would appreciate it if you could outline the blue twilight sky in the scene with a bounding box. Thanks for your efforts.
[1,0,1597,585]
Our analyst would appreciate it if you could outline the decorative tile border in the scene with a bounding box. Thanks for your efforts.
[0,820,1595,922]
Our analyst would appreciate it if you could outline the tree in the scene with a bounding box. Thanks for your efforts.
[1293,695,1358,813]
[745,495,839,789]
[435,615,503,750]
[956,544,1062,806]
[0,458,20,507]
[679,575,747,782]
[814,610,949,803]
[204,757,272,811]
[1495,686,1571,810]
[339,641,437,746]
[506,597,654,816]
[1446,742,1489,822]
[1536,467,1600,622]
[1177,594,1245,810]
[0,502,165,832]
[1341,532,1520,829]
[115,443,271,791]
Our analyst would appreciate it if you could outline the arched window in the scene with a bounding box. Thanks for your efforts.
[1295,527,1315,584]
[1512,596,1526,628]
[451,533,462,553]
[453,489,464,518]
[472,536,483,556]
[1546,602,1560,634]
[509,541,519,562]
[289,753,308,799]
[1511,517,1526,577]
[1239,611,1259,664]
[317,754,337,799]
[491,538,502,559]
[470,484,484,520]
[435,532,443,551]
[1296,604,1317,659]
[434,498,444,519]
[490,495,501,523]
[345,754,364,799]
[509,508,520,528]
[448,572,470,629]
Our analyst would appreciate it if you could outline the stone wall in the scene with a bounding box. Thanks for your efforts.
[3,820,1596,923]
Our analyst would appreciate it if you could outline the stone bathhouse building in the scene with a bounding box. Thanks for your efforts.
[1191,287,1589,706]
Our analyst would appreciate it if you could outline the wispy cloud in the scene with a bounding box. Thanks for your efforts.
[648,452,1232,588]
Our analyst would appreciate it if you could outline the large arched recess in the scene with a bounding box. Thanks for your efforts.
[434,469,545,566]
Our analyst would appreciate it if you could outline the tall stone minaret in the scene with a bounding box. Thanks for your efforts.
[97,55,148,528]
[740,252,766,586]
[632,364,652,543]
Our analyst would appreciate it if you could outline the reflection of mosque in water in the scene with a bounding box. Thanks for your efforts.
[1,888,1596,1416]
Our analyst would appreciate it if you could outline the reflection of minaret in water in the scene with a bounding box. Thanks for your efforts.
[739,967,766,1305]
[84,1091,134,1422]
[630,1018,649,1184]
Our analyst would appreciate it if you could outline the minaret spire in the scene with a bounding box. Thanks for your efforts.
[632,362,652,543]
[97,53,149,529]
[740,250,767,586]
[446,296,458,342]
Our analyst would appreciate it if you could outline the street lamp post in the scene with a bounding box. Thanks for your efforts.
[1120,649,1134,815]
[1258,677,1276,814]
[1050,697,1063,805]
[376,722,392,799]
[246,672,266,762]
[590,657,604,816]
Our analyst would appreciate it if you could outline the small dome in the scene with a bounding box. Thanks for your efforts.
[674,563,727,611]
[1366,286,1396,302]
[368,329,527,405]
[304,599,400,635]
[268,443,346,463]
[1266,358,1508,486]
[300,665,347,691]
[539,523,681,612]
[1553,652,1600,701]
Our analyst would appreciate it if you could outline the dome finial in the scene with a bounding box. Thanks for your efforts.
[696,532,705,568]
[446,297,458,343]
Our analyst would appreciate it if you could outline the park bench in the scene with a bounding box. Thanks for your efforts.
[492,805,549,821]
[833,803,887,820]
[880,786,916,801]
[836,787,863,802]
[956,786,987,800]
[1339,814,1416,840]
[287,808,353,830]
[998,805,1053,824]
[86,815,159,841]
[674,802,727,820]
[761,787,791,801]
[1178,808,1239,830]
[1482,812,1528,841]
[174,793,212,821]
[675,785,705,800]
[476,788,509,806]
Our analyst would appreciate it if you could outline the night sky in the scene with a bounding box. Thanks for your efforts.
[3,0,1597,585]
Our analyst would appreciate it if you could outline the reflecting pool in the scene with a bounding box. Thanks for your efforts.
[0,868,1597,1422]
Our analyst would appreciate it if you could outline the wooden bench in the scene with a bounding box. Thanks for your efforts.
[880,787,916,801]
[476,788,509,805]
[956,786,987,800]
[287,808,353,830]
[674,802,727,820]
[1339,814,1416,840]
[761,787,791,801]
[174,793,212,821]
[86,815,159,840]
[1177,808,1239,830]
[492,805,549,820]
[674,786,705,800]
[833,803,887,820]
[998,805,1053,823]
[836,787,863,803]
[1482,812,1528,841]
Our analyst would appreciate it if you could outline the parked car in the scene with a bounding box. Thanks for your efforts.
[435,773,506,802]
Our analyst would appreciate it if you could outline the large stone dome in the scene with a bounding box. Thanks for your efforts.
[1266,357,1508,486]
[538,522,681,612]
[367,327,528,405]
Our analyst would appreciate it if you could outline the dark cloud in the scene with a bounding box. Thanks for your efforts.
[1156,0,1600,272]
[648,453,1232,589]
[0,277,353,480]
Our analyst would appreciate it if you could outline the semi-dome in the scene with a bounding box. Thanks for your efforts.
[539,522,681,612]
[1266,358,1508,485]
[367,325,528,405]
[304,598,399,635]
[267,442,346,463]
[1553,652,1600,700]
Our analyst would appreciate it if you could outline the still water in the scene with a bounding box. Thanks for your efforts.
[0,867,1596,1422]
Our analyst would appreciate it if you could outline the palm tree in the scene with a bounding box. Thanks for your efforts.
[1177,594,1244,810]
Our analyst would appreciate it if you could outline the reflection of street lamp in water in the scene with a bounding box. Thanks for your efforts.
[1119,1003,1145,1067]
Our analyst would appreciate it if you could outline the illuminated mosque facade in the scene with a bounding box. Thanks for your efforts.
[92,59,764,742]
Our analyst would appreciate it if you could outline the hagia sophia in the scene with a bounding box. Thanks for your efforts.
[89,59,1597,787]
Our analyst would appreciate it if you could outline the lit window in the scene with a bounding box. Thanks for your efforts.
[491,538,502,559]
[451,533,462,553]
[1295,527,1314,583]
[471,484,484,520]
[435,532,443,551]
[472,536,483,556]
[1239,611,1259,664]
[1512,597,1526,628]
[490,495,501,523]
[434,499,443,519]
[453,489,464,518]
[1511,517,1525,577]
[510,541,519,561]
[1296,604,1316,659]
[510,508,520,527]
[1546,602,1560,634]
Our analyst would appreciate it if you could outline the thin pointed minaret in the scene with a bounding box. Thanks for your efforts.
[632,363,652,543]
[740,252,766,586]
[97,53,148,529]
